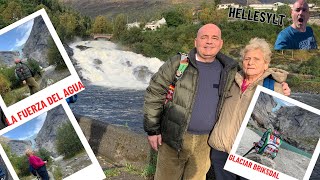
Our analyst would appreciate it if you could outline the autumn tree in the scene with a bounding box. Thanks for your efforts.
[91,15,112,34]
[58,12,77,40]
[113,13,127,40]
[2,1,25,24]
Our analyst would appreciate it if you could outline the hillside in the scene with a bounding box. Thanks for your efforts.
[58,0,295,19]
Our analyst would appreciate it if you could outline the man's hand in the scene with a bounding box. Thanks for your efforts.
[22,80,26,85]
[148,134,162,151]
[281,82,291,96]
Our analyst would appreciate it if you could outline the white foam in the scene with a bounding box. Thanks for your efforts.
[70,41,164,90]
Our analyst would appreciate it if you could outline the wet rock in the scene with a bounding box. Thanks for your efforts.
[75,45,91,51]
[133,66,153,83]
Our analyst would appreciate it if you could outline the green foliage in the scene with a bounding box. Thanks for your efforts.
[56,122,84,158]
[0,73,11,95]
[3,86,29,106]
[0,66,20,89]
[120,27,143,44]
[36,148,51,164]
[57,12,78,41]
[104,168,121,177]
[53,165,63,180]
[310,24,320,47]
[47,38,67,70]
[163,9,185,27]
[119,24,199,60]
[1,1,25,25]
[27,58,42,77]
[3,144,29,177]
[11,155,30,176]
[276,5,291,27]
[91,15,112,34]
[298,56,320,76]
[142,151,157,177]
[113,13,127,40]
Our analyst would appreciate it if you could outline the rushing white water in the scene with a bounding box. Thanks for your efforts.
[70,40,164,89]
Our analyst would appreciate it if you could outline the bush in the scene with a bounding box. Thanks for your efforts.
[53,165,63,180]
[298,56,320,77]
[3,145,29,177]
[11,155,30,177]
[0,66,20,89]
[27,58,42,77]
[0,74,11,95]
[36,148,51,164]
[56,122,84,158]
[47,38,67,70]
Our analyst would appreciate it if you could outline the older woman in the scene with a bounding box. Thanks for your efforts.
[208,38,288,180]
[25,149,49,180]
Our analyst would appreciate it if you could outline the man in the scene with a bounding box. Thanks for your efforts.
[15,59,40,95]
[274,0,317,50]
[143,24,238,179]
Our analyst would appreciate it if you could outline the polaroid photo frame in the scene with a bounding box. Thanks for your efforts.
[0,102,105,180]
[0,9,84,128]
[224,86,320,180]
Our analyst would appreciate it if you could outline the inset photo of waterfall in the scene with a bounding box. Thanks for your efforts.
[0,104,105,180]
[225,86,320,180]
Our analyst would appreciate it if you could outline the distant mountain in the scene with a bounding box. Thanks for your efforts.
[0,51,20,67]
[59,0,295,19]
[7,140,32,156]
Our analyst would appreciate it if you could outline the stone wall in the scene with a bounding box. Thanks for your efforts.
[76,115,153,169]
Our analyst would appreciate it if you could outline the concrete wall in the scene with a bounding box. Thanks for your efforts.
[76,115,153,169]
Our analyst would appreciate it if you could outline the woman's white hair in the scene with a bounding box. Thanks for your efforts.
[25,149,33,156]
[240,38,272,63]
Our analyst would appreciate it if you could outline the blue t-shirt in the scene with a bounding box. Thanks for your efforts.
[187,59,222,134]
[274,26,318,50]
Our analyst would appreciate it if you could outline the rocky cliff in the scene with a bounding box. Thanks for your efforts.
[22,16,50,67]
[7,140,32,156]
[250,92,320,154]
[0,51,20,67]
[35,105,69,157]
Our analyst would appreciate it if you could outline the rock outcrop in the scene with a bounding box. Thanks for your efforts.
[76,115,151,170]
[251,92,320,153]
[35,105,69,157]
[22,16,50,67]
[0,51,20,67]
[7,140,32,156]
